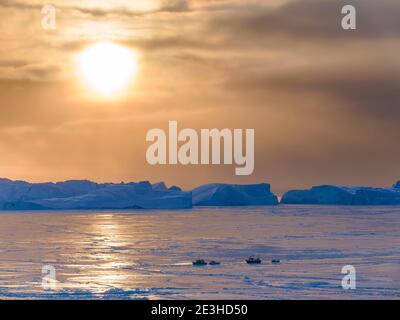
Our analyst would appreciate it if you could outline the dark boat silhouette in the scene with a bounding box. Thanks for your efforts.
[209,261,220,265]
[192,259,207,266]
[246,256,262,264]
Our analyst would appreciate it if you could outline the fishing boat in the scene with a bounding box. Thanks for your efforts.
[246,256,262,264]
[192,259,207,266]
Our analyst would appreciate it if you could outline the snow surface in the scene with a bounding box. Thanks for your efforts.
[192,183,278,206]
[0,206,398,299]
[281,184,400,205]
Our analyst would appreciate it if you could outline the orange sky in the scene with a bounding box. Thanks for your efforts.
[0,0,400,194]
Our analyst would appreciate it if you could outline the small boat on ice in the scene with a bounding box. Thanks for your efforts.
[209,261,220,265]
[192,259,207,266]
[246,256,262,264]
[271,259,280,264]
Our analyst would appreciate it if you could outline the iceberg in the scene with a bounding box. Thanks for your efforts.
[191,183,278,206]
[281,184,400,205]
[0,178,99,202]
[0,179,192,210]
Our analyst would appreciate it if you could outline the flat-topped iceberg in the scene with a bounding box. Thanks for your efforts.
[281,184,400,205]
[191,183,278,206]
[0,179,191,210]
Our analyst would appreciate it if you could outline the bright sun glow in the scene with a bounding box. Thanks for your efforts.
[78,42,138,96]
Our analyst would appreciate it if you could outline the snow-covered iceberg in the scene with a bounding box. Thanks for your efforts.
[281,184,400,205]
[0,179,192,210]
[191,183,278,206]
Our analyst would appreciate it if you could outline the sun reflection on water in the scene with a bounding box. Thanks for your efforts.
[62,214,140,293]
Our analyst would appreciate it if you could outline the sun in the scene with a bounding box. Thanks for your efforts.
[78,42,139,97]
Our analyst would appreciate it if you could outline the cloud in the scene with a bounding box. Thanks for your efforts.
[224,57,400,123]
[71,0,190,17]
[209,0,400,43]
[161,0,189,12]
[0,59,31,68]
[62,0,400,54]
[0,0,40,10]
[0,0,190,17]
